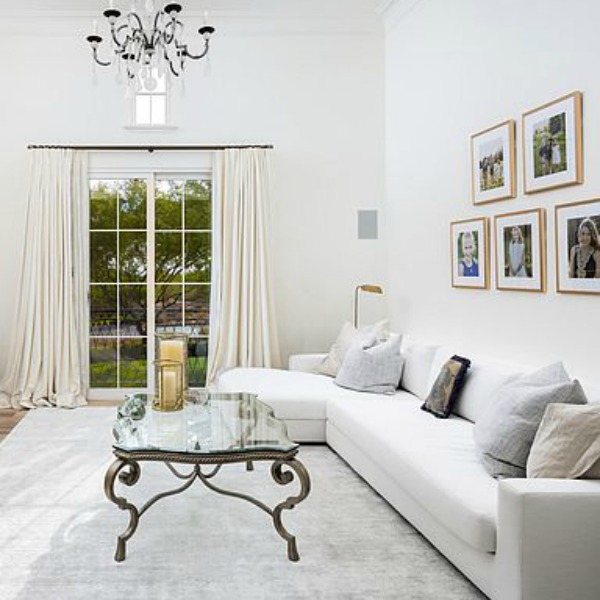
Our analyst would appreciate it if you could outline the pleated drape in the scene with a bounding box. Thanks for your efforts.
[206,148,281,384]
[0,149,89,409]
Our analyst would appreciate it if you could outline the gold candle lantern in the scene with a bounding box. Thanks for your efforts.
[154,359,184,412]
[154,332,189,412]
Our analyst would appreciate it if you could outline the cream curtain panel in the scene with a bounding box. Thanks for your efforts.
[0,149,89,409]
[206,148,281,384]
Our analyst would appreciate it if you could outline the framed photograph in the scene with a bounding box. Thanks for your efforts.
[555,199,600,294]
[522,91,583,194]
[450,217,489,289]
[471,120,516,205]
[494,209,546,292]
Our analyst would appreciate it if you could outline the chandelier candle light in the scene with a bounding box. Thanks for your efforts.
[86,1,215,88]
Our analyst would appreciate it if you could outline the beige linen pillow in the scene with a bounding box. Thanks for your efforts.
[527,403,600,479]
[318,320,389,377]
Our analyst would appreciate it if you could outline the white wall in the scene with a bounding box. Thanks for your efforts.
[384,0,600,380]
[0,13,385,375]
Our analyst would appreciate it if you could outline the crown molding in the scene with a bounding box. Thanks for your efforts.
[0,11,383,36]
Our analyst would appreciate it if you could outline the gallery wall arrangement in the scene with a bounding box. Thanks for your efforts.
[454,90,600,295]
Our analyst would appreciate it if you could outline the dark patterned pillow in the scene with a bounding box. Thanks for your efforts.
[420,355,471,418]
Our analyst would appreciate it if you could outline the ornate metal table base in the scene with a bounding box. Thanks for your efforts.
[104,449,311,563]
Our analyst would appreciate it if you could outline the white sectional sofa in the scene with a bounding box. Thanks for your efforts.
[216,339,600,600]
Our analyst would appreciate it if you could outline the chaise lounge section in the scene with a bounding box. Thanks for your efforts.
[216,339,600,600]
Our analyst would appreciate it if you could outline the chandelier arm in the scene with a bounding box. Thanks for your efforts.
[167,56,181,77]
[92,47,112,67]
[111,23,130,50]
[127,11,144,33]
[163,19,183,46]
[184,40,210,61]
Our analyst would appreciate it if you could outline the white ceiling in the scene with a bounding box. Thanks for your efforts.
[0,0,387,18]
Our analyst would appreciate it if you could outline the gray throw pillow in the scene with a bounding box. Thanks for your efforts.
[473,362,588,478]
[335,335,403,395]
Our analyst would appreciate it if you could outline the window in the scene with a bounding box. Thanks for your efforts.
[133,68,168,126]
[89,175,212,393]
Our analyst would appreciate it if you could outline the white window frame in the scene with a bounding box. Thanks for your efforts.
[88,166,212,401]
[126,68,177,130]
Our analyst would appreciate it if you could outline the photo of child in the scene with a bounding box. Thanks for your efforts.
[503,225,532,278]
[478,138,504,191]
[458,231,479,277]
[533,112,567,178]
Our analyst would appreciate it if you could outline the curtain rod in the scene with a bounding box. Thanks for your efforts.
[26,144,274,152]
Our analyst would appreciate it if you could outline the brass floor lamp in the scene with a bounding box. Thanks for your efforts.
[353,284,384,328]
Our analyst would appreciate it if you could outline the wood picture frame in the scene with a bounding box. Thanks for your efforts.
[494,208,546,292]
[522,91,583,194]
[555,198,600,294]
[450,217,489,289]
[471,120,516,205]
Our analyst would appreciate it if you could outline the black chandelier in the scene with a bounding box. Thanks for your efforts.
[86,1,215,87]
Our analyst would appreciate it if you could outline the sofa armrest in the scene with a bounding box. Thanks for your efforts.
[288,353,327,373]
[495,478,600,600]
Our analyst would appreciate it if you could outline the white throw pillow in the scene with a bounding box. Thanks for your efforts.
[318,320,389,377]
[400,340,440,400]
[474,362,588,479]
[335,334,404,395]
[527,403,600,479]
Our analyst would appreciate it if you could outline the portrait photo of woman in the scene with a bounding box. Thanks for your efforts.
[556,199,600,294]
[568,217,600,279]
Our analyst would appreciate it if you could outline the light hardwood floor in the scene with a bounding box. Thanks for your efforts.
[0,400,121,443]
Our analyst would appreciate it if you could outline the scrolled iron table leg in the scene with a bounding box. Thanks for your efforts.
[104,457,141,562]
[271,457,311,561]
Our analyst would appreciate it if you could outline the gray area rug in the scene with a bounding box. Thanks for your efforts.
[0,408,484,599]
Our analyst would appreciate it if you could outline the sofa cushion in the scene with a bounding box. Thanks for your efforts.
[474,362,588,479]
[217,368,330,420]
[427,348,523,423]
[327,394,498,553]
[335,335,404,395]
[400,340,440,399]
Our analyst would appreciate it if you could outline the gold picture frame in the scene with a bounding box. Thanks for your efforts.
[555,198,600,294]
[471,120,516,205]
[450,217,489,289]
[494,208,546,293]
[522,91,583,194]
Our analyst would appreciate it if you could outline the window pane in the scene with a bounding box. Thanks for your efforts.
[155,284,183,329]
[90,338,118,388]
[155,232,182,283]
[120,179,147,229]
[185,285,210,335]
[120,232,147,282]
[151,95,166,126]
[120,285,147,336]
[188,337,208,387]
[156,180,182,230]
[90,232,117,283]
[135,95,151,125]
[90,180,117,229]
[185,233,211,282]
[120,338,147,388]
[185,179,211,230]
[90,285,118,336]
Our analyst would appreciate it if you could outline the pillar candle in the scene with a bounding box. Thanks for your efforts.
[160,339,184,364]
[161,370,177,410]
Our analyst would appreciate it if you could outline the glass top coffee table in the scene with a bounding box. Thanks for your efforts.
[104,391,311,563]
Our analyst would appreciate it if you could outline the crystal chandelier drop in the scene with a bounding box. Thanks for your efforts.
[86,1,215,88]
